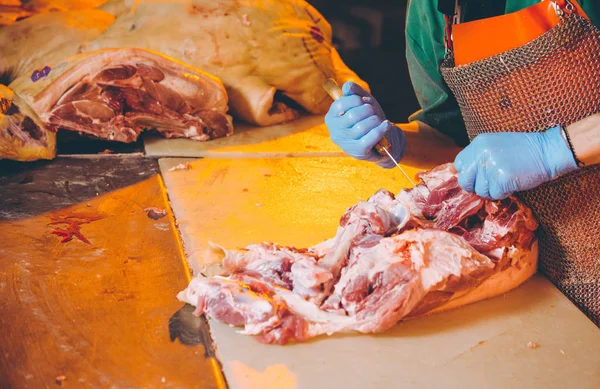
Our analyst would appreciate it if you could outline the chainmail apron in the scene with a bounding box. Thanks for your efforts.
[440,6,600,326]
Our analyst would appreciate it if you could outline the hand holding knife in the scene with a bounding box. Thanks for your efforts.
[323,78,417,188]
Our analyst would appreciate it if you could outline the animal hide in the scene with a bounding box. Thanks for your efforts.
[83,0,369,126]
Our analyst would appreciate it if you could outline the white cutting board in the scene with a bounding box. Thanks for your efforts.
[208,275,599,389]
[160,156,600,389]
[143,115,460,161]
[144,114,343,158]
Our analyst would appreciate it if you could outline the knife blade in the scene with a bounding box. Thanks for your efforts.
[323,78,418,188]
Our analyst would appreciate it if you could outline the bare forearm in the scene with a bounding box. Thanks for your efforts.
[564,113,600,166]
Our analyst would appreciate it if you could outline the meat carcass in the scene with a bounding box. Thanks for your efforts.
[177,163,539,344]
[0,9,115,82]
[0,9,115,161]
[0,1,109,25]
[7,48,233,143]
[82,0,369,126]
[0,85,55,161]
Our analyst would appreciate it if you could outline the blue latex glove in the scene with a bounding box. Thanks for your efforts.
[454,126,578,200]
[324,81,407,169]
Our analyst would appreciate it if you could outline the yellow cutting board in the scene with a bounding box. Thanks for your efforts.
[160,156,600,389]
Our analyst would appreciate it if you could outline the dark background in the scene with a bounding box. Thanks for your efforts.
[309,0,421,123]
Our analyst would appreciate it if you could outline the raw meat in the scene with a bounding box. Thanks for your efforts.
[8,48,233,143]
[0,85,55,161]
[179,230,498,344]
[206,242,332,301]
[144,207,168,220]
[178,163,539,344]
[82,0,369,126]
[397,164,538,259]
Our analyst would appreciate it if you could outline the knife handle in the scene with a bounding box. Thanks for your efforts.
[323,78,391,156]
[374,136,392,156]
[323,78,344,100]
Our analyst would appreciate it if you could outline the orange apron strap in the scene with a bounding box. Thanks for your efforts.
[445,0,591,66]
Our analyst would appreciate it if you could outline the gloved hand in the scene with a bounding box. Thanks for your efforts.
[324,81,407,169]
[454,126,578,200]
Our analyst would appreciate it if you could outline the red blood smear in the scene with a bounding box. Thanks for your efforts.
[47,213,102,245]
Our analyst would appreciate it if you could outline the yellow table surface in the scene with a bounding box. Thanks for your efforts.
[0,175,225,389]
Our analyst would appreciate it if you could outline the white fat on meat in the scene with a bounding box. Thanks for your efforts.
[322,229,494,333]
[210,242,332,299]
[407,230,495,290]
[317,191,411,301]
[177,276,279,335]
[260,286,356,336]
[290,259,332,292]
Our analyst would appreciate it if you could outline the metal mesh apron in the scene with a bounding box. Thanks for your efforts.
[440,10,600,326]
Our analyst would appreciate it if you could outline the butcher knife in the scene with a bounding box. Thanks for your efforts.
[323,78,417,188]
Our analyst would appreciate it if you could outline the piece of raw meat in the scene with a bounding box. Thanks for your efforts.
[396,163,538,259]
[178,273,355,345]
[0,9,115,82]
[178,229,497,344]
[8,48,233,143]
[178,163,539,344]
[0,85,55,161]
[82,0,369,126]
[201,242,332,300]
[144,207,168,220]
[323,229,497,333]
[315,189,411,304]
